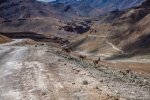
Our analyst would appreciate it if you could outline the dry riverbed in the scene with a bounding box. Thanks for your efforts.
[0,39,150,100]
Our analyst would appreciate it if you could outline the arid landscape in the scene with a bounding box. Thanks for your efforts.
[0,0,150,100]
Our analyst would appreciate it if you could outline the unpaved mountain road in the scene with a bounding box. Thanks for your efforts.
[0,40,150,100]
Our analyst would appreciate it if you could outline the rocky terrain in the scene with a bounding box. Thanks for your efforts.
[0,0,150,100]
[0,0,58,20]
[72,0,150,57]
[0,39,150,100]
[53,0,144,16]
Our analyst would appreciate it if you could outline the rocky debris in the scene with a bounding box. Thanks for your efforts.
[99,80,104,83]
[53,48,150,89]
[34,45,38,47]
[0,42,147,99]
[61,21,90,34]
[42,92,46,96]
[72,82,75,85]
[52,36,70,45]
[95,86,102,91]
[82,80,88,85]
[72,68,80,74]
[62,25,90,34]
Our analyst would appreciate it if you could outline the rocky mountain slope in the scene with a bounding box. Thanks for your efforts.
[54,0,144,16]
[71,0,150,58]
[0,0,59,20]
[0,0,150,57]
[0,1,150,100]
[119,0,150,55]
[0,0,85,39]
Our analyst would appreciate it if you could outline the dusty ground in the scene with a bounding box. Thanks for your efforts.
[0,39,150,100]
[72,34,150,76]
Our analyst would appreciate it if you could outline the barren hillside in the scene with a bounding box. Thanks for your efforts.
[0,0,150,100]
[0,34,11,43]
[71,0,150,58]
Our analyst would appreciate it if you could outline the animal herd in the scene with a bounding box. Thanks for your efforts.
[61,45,101,65]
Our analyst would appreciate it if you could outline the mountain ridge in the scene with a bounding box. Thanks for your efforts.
[53,0,144,16]
[0,0,59,20]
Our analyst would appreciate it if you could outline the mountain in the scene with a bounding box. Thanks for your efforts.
[0,0,91,36]
[0,0,62,38]
[0,0,145,20]
[70,0,150,58]
[119,0,150,55]
[0,0,149,54]
[0,0,58,20]
[53,0,144,16]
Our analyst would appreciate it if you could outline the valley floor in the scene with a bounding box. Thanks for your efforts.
[0,39,150,100]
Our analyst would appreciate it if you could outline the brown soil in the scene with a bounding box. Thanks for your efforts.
[0,34,11,43]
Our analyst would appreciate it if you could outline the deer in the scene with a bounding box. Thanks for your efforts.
[78,55,86,60]
[93,57,101,65]
[61,45,73,53]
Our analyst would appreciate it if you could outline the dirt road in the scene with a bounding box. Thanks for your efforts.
[0,40,149,100]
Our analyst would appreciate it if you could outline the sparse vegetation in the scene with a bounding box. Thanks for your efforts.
[0,0,150,99]
[52,47,150,89]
